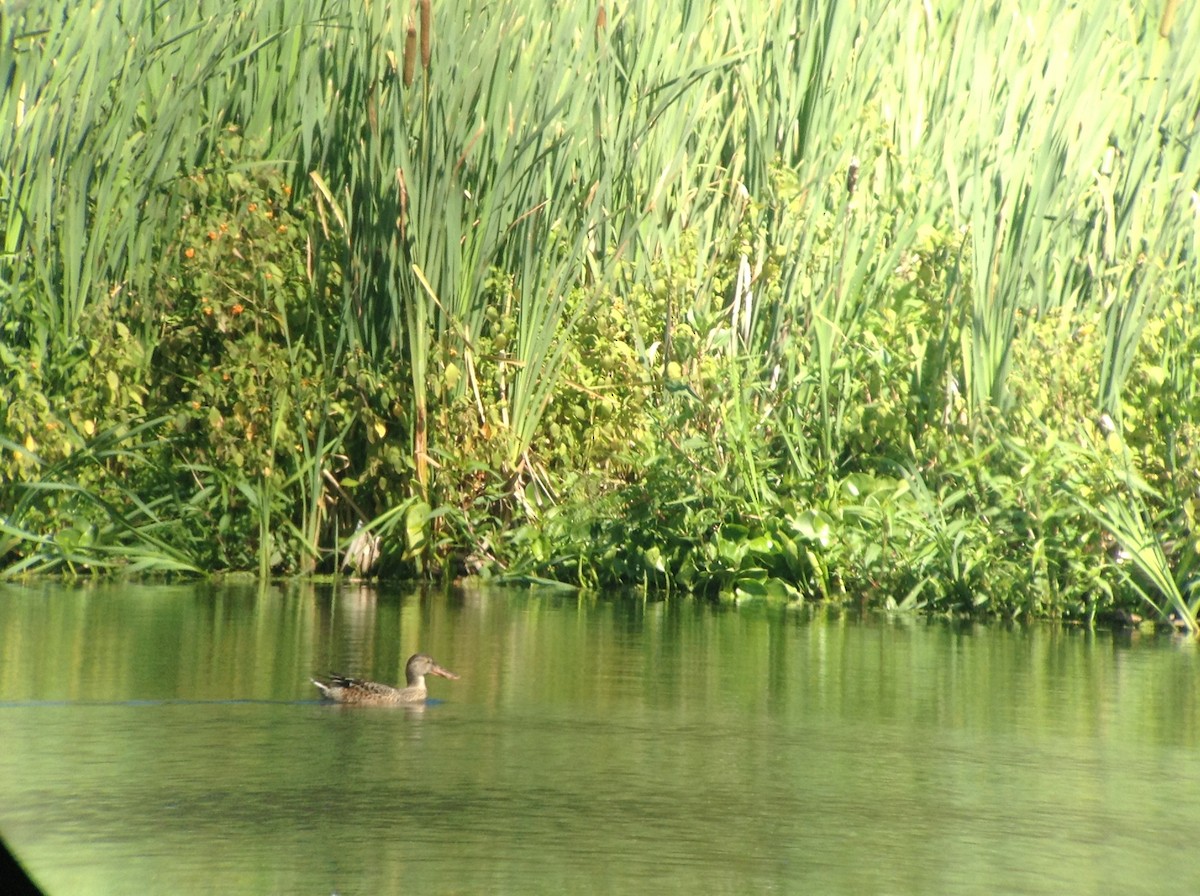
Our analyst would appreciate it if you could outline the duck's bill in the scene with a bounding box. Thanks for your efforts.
[430,664,460,680]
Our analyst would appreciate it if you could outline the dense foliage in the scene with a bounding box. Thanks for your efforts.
[2,1,1199,629]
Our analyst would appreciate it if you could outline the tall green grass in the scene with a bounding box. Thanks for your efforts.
[2,1,1198,613]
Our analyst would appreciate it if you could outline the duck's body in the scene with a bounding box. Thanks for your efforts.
[312,654,459,705]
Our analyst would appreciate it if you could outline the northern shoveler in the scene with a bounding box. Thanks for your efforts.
[312,653,459,705]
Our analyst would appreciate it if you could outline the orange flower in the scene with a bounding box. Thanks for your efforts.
[184,247,195,259]
[232,303,245,315]
[208,230,218,241]
[247,202,258,212]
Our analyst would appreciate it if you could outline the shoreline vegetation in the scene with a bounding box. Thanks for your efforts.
[2,2,1198,629]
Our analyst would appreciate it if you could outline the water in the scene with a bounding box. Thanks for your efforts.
[2,581,1199,895]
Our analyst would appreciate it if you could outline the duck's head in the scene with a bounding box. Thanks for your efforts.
[405,653,459,684]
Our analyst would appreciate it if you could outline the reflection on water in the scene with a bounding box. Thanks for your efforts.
[2,582,1200,895]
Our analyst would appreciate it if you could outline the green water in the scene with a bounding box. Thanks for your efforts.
[1,582,1199,895]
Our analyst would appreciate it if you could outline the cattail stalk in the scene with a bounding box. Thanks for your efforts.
[420,0,432,71]
[403,22,417,88]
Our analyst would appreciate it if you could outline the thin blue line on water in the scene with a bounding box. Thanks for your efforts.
[0,698,321,708]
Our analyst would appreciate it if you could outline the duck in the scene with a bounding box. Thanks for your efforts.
[312,653,459,705]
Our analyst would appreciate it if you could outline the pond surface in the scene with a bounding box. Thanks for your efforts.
[1,581,1199,895]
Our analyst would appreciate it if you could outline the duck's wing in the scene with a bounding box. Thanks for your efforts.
[314,674,401,697]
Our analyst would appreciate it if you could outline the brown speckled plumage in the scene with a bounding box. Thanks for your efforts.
[312,654,459,705]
